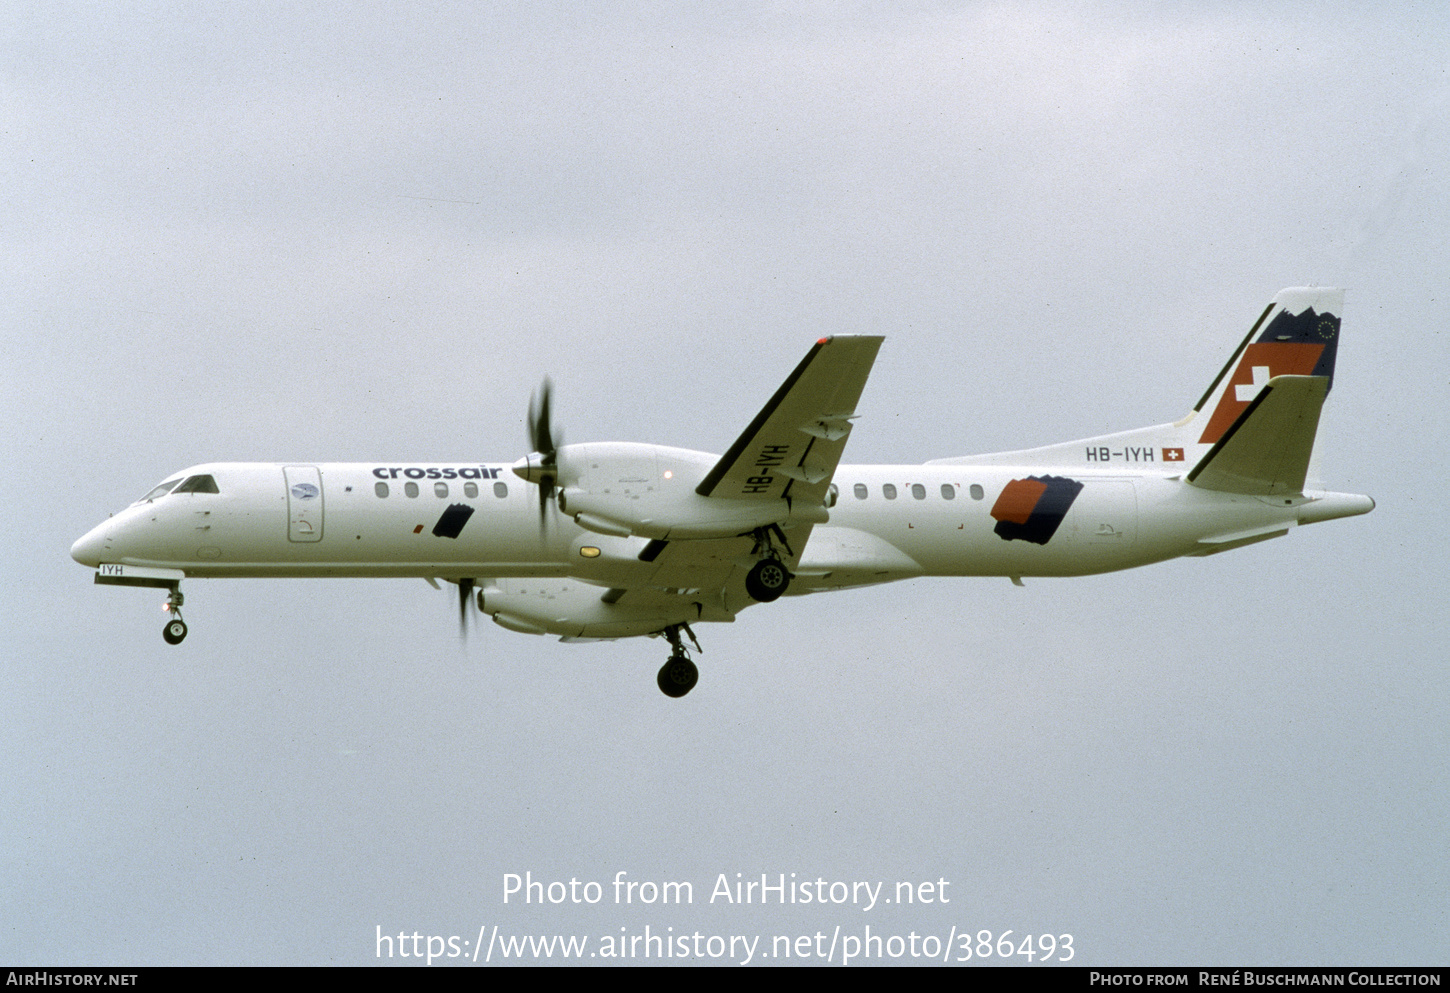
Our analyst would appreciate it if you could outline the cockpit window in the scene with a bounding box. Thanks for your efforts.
[173,474,220,494]
[139,478,182,502]
[136,474,219,503]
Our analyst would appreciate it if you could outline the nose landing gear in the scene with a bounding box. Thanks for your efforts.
[656,623,702,698]
[161,587,188,645]
[91,566,191,645]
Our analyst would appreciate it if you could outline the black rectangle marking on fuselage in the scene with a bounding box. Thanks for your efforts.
[432,503,476,539]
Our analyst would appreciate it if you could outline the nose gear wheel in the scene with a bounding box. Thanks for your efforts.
[163,618,188,644]
[161,587,187,644]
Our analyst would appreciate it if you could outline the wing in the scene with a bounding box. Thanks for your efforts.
[595,527,810,621]
[694,335,884,508]
[509,337,884,640]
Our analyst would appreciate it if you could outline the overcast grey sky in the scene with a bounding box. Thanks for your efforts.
[4,1,1447,966]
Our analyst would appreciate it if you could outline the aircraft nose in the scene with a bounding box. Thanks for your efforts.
[71,524,108,567]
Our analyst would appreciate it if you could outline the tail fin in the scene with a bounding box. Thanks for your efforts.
[1191,288,1343,447]
[925,287,1347,477]
[1185,288,1342,496]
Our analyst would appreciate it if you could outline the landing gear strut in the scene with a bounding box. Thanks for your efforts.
[162,587,188,645]
[656,623,702,698]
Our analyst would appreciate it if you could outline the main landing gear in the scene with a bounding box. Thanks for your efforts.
[745,558,790,602]
[161,587,188,645]
[744,525,793,603]
[656,623,702,698]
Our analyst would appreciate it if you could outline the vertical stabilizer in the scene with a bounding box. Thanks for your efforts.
[1192,288,1343,447]
[924,287,1349,475]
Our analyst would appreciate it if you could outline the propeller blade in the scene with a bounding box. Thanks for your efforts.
[528,377,557,461]
[457,577,475,639]
[526,377,561,529]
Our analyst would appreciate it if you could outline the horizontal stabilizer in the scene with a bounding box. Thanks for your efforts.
[1187,375,1327,495]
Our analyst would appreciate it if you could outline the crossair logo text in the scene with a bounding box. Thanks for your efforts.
[372,466,503,480]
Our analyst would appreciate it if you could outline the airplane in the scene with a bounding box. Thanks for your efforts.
[71,287,1374,697]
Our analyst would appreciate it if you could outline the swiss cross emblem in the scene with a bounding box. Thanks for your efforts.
[1235,365,1272,401]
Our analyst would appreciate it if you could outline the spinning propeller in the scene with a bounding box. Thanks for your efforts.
[457,378,565,641]
[516,377,563,530]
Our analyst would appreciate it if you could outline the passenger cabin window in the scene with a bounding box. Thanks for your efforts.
[970,484,984,501]
[173,474,219,494]
[434,482,448,498]
[853,483,868,500]
[883,484,897,499]
[911,483,926,500]
[464,482,478,498]
[404,482,419,498]
[493,481,508,498]
[375,482,389,498]
[941,484,956,500]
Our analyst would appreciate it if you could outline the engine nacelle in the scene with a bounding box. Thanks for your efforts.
[547,442,829,541]
[476,578,704,639]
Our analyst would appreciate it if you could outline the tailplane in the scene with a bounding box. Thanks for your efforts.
[1186,374,1327,495]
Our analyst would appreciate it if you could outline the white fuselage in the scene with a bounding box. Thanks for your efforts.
[70,460,1372,588]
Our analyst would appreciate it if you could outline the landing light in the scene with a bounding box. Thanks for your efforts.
[579,546,601,558]
[662,470,673,479]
